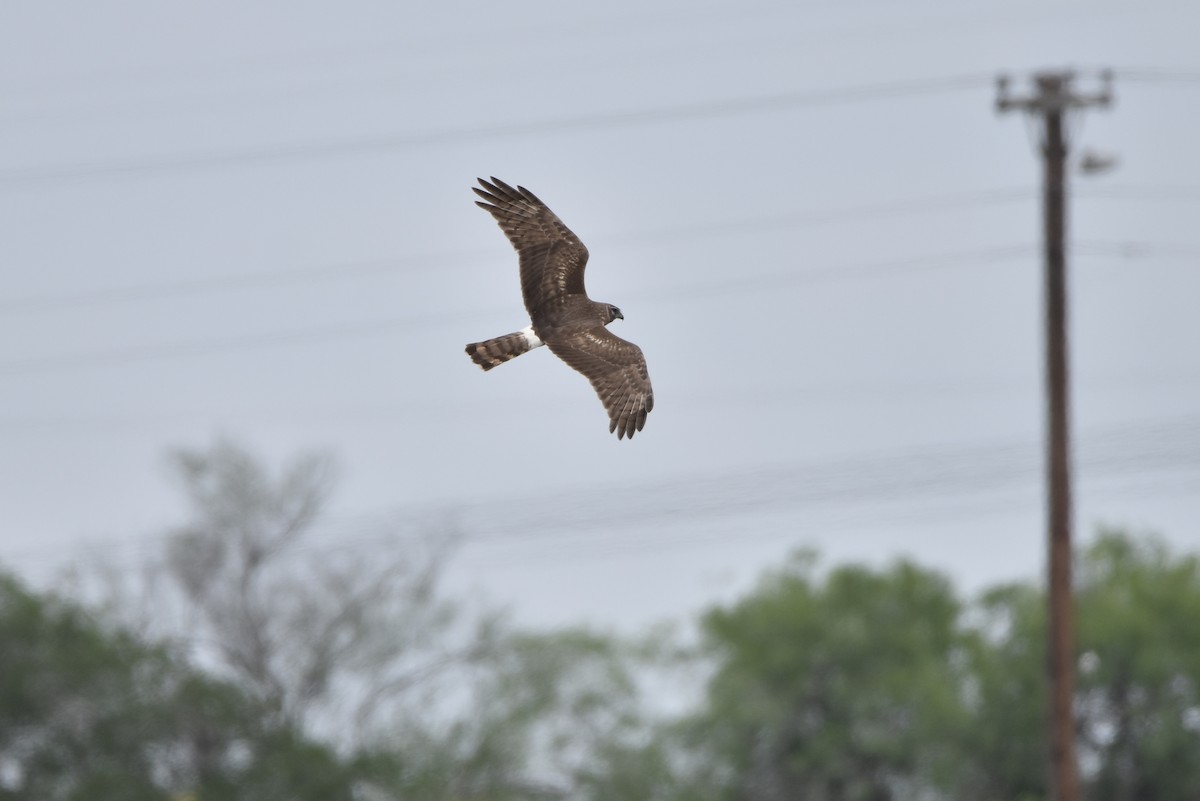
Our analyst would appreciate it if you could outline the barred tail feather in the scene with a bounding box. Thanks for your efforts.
[465,326,543,371]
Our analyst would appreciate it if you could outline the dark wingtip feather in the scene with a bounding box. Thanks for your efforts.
[473,183,501,202]
[516,184,544,206]
[488,176,520,196]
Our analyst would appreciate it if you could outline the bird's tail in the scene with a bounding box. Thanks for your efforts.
[465,327,543,371]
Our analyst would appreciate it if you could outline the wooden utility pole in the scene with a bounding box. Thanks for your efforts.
[995,69,1112,801]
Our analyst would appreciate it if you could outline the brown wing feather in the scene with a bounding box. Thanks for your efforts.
[473,177,590,317]
[545,327,654,440]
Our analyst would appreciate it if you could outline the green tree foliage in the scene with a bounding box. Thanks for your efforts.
[1075,532,1200,800]
[967,531,1200,801]
[956,580,1049,801]
[362,627,658,801]
[689,552,970,801]
[70,440,674,800]
[92,439,466,744]
[674,533,1200,801]
[47,440,1200,801]
[0,572,360,800]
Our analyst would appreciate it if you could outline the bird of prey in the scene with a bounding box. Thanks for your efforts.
[465,177,654,440]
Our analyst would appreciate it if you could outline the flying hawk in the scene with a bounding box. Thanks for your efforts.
[465,177,654,440]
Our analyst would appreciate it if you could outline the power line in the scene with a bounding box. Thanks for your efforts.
[4,3,1051,128]
[1075,241,1200,259]
[7,370,1200,437]
[413,415,1200,560]
[5,4,1136,105]
[0,251,476,315]
[0,73,993,189]
[11,414,1200,572]
[1075,184,1200,202]
[8,184,1196,316]
[2,187,1037,314]
[2,240,1193,376]
[1112,68,1200,85]
[0,244,1036,376]
[0,308,475,376]
[0,2,809,98]
[3,370,1199,434]
[479,472,1200,569]
[609,187,1036,246]
[0,23,926,128]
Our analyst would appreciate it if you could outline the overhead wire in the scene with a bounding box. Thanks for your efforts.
[0,250,480,315]
[1,239,1195,376]
[6,184,1196,316]
[6,15,1200,585]
[0,308,474,376]
[3,2,1079,127]
[0,244,1038,376]
[478,471,1200,568]
[1074,184,1200,202]
[6,366,1200,434]
[10,414,1200,572]
[1112,68,1200,85]
[0,15,927,128]
[0,73,994,189]
[8,2,1144,102]
[1,1,817,98]
[1,186,1038,314]
[1075,241,1200,259]
[425,415,1200,560]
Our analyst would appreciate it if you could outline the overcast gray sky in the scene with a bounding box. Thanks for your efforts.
[2,0,1198,631]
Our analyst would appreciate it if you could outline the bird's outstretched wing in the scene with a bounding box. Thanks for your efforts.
[473,177,590,316]
[545,327,654,440]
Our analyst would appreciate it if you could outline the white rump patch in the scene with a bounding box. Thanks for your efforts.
[520,325,545,349]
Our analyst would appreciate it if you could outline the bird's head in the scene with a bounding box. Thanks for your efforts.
[606,304,624,323]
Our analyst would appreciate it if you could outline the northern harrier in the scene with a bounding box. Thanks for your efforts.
[465,178,654,440]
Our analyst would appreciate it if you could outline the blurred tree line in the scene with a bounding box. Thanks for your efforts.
[2,440,1197,800]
